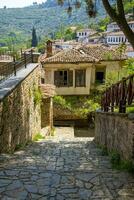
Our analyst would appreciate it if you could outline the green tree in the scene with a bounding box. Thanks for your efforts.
[31,27,38,47]
[123,58,134,74]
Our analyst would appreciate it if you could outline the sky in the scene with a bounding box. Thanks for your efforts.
[0,0,46,8]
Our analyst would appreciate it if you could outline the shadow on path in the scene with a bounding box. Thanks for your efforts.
[0,127,133,200]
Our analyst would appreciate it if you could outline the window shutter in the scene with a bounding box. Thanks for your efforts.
[68,70,73,87]
[54,71,60,87]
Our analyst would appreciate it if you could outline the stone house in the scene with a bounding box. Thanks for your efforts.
[40,42,126,96]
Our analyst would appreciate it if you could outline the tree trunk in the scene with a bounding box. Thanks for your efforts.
[102,0,134,49]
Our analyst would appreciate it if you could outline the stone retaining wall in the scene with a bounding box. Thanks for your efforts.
[95,112,134,161]
[0,65,41,153]
[41,98,53,129]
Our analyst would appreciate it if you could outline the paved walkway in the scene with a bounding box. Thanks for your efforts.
[0,127,134,200]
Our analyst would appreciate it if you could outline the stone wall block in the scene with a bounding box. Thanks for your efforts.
[95,112,134,162]
[0,66,41,153]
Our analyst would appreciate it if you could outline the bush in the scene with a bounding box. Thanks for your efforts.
[54,95,100,118]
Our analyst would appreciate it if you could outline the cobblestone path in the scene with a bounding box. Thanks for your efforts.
[0,127,134,200]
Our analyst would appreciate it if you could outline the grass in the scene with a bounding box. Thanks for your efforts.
[33,133,45,141]
[14,141,31,151]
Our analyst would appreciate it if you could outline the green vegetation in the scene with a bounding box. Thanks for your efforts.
[55,26,76,41]
[54,95,100,118]
[33,133,45,141]
[100,146,134,173]
[104,57,134,87]
[126,106,134,113]
[15,141,31,151]
[32,27,38,47]
[33,86,42,106]
[123,58,134,75]
[0,0,108,49]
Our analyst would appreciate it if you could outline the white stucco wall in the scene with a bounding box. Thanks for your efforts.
[44,63,93,95]
[43,61,124,95]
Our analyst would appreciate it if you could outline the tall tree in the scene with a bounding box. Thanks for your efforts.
[58,0,134,49]
[32,27,38,47]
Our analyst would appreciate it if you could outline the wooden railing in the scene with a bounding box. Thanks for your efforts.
[101,74,134,113]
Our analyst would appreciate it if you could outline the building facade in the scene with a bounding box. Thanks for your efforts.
[76,29,96,43]
[107,21,134,32]
[106,21,134,45]
[40,43,126,96]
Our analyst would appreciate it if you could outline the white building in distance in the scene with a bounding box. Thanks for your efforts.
[76,29,96,43]
[107,21,134,32]
[106,21,134,45]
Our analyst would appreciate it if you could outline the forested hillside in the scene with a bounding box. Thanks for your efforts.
[0,0,106,48]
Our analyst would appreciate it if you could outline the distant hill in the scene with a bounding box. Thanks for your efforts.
[0,0,106,46]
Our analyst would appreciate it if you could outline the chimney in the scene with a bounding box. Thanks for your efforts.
[46,40,52,57]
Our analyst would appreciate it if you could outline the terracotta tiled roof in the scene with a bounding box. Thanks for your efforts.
[40,48,98,64]
[40,44,127,64]
[78,44,127,61]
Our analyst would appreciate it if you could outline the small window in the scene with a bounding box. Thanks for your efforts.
[54,70,73,87]
[96,72,105,84]
[75,70,86,87]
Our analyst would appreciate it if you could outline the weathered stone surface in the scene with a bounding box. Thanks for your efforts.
[0,65,41,153]
[41,98,53,130]
[0,127,133,199]
[95,112,134,162]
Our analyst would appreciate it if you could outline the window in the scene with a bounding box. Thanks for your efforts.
[75,70,86,87]
[54,70,73,87]
[96,71,105,84]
